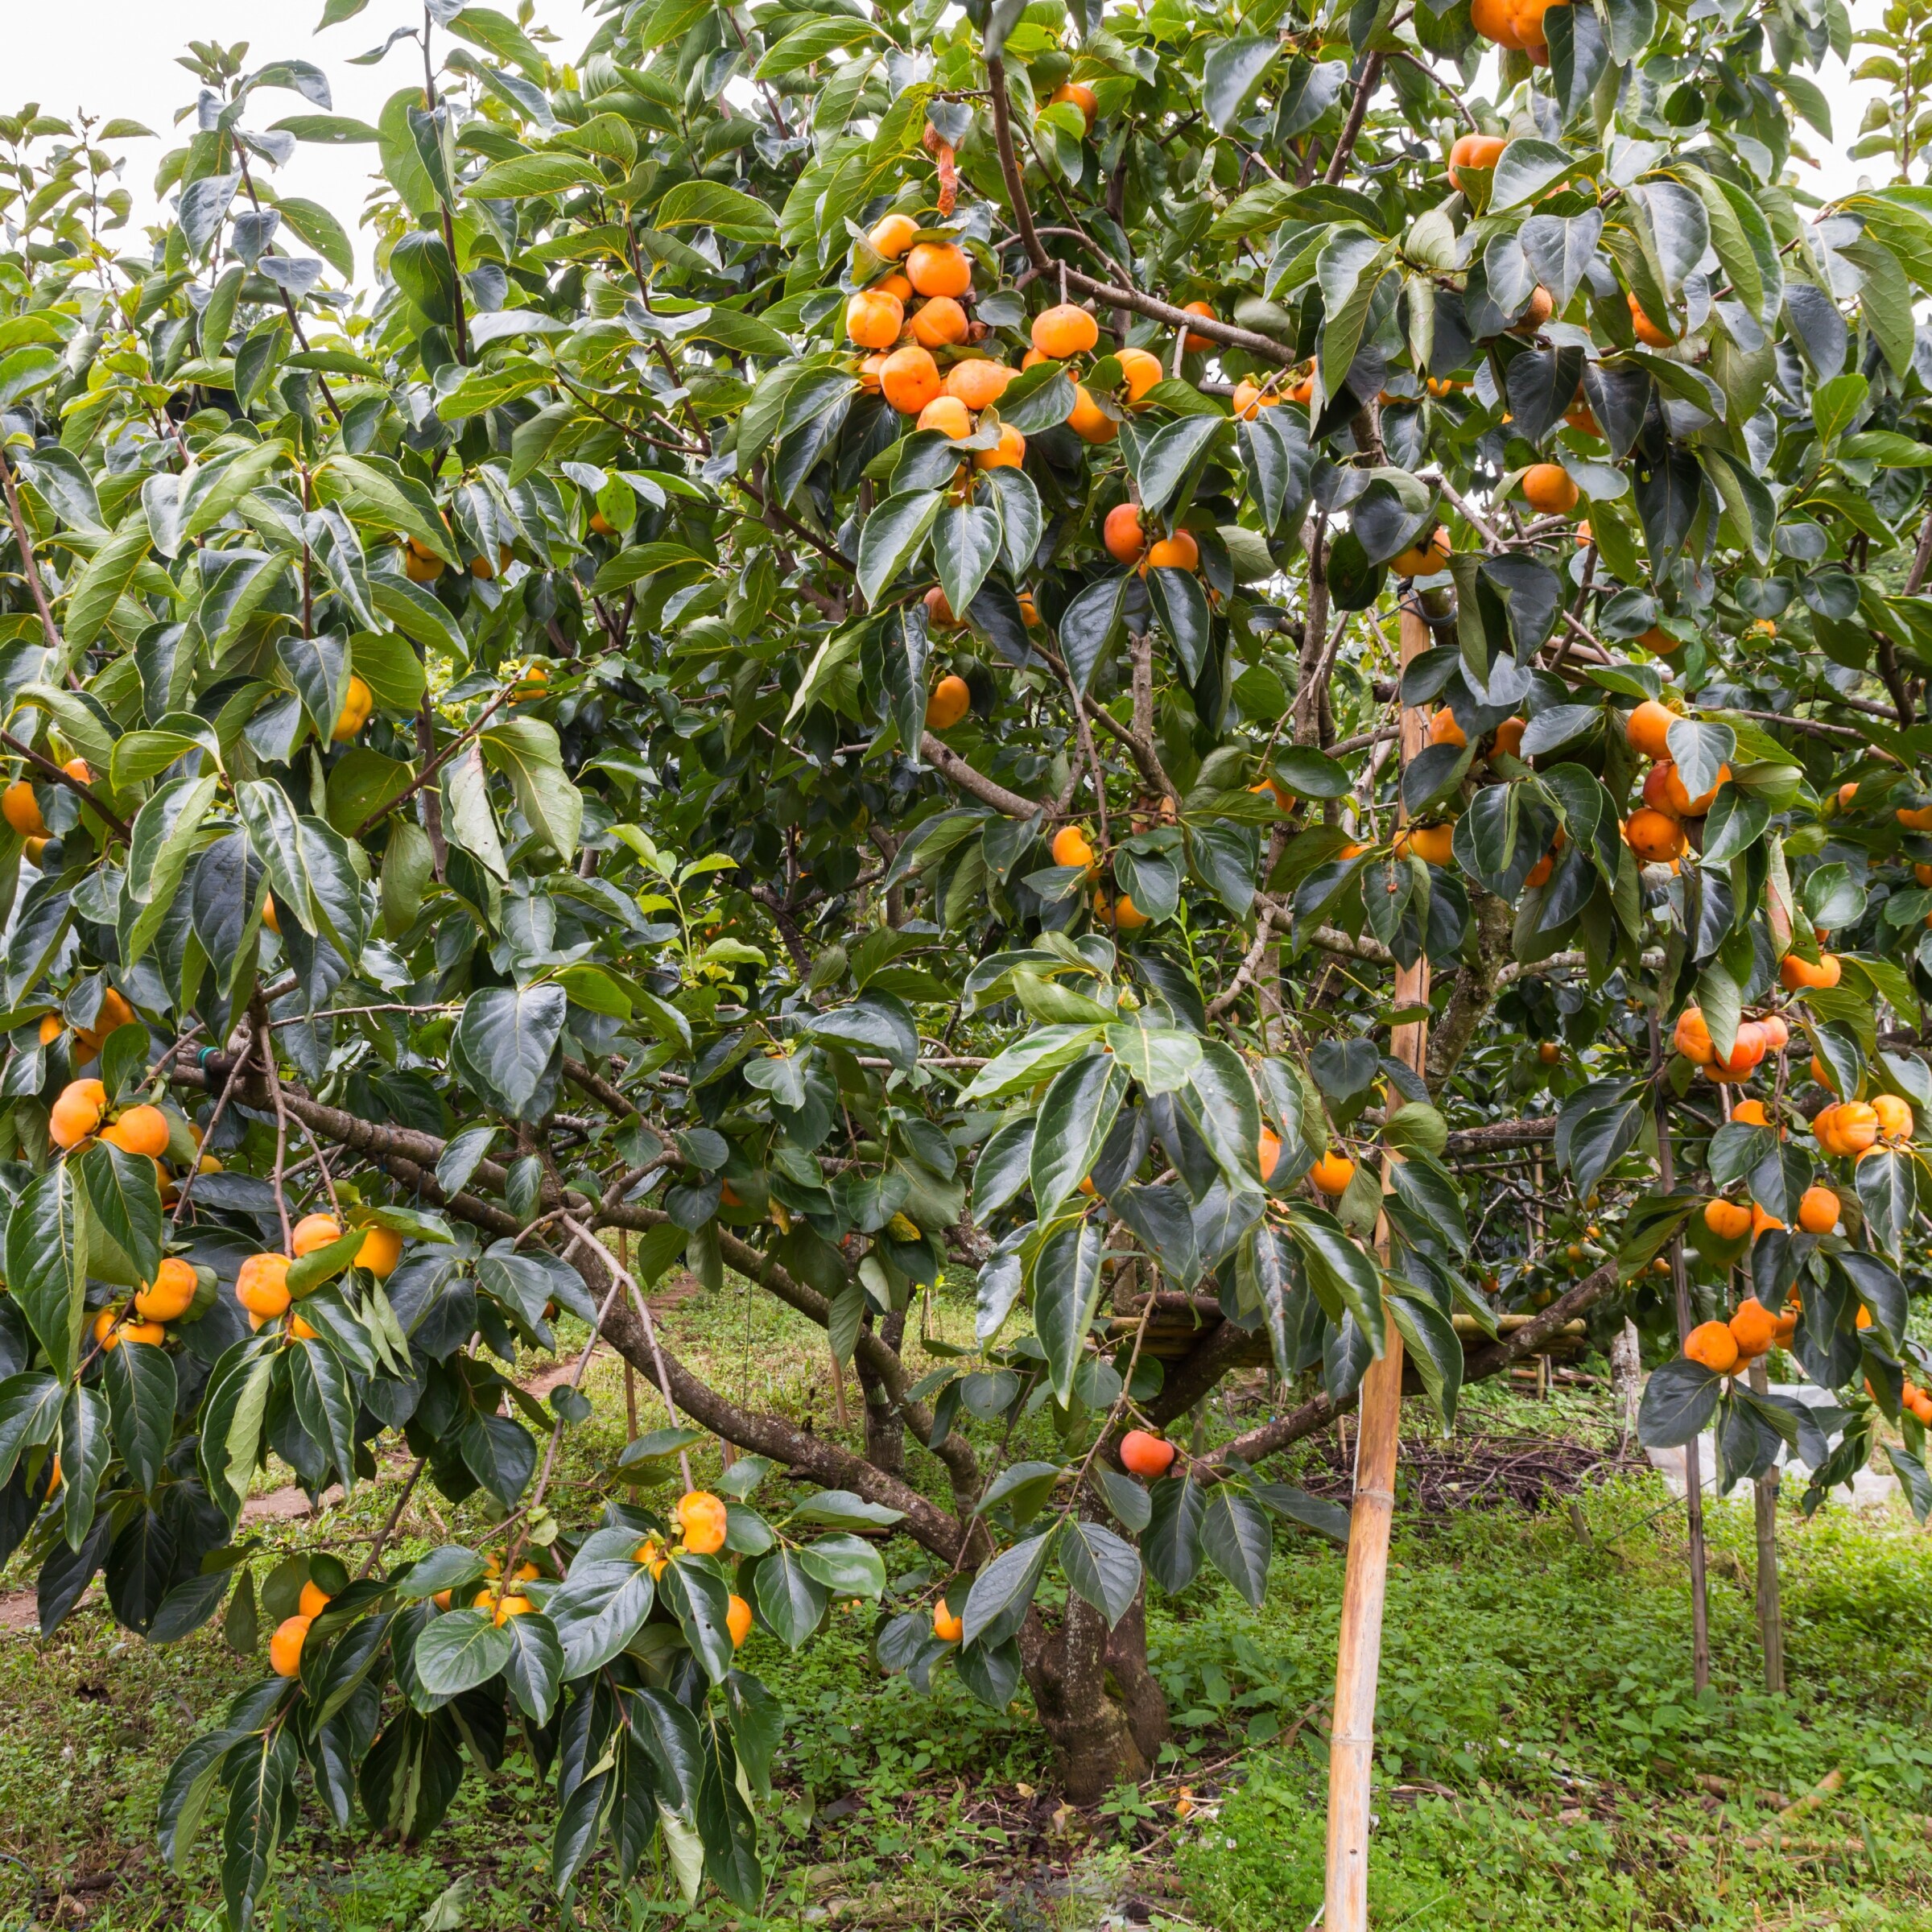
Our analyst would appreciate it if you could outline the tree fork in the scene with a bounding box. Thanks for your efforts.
[1324,602,1431,1932]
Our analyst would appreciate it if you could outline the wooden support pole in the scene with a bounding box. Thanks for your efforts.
[619,1231,640,1438]
[1653,1013,1711,1694]
[1747,1356,1786,1692]
[1324,604,1431,1931]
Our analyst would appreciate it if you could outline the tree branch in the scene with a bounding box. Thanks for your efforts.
[1322,54,1385,184]
[985,56,1298,363]
[919,733,1045,819]
[0,728,133,844]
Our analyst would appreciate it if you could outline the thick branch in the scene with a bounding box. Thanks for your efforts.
[920,733,1044,819]
[1207,1257,1623,1468]
[1442,1117,1555,1155]
[1322,54,1385,184]
[179,1055,987,1520]
[578,1240,972,1563]
[1424,886,1514,1092]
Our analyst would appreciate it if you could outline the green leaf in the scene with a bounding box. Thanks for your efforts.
[1030,1053,1129,1212]
[448,5,549,73]
[350,630,428,713]
[857,489,943,607]
[1200,1487,1273,1608]
[0,1370,61,1487]
[317,452,460,565]
[64,514,151,654]
[1202,37,1278,134]
[1491,138,1588,211]
[101,1335,177,1495]
[754,15,880,78]
[181,440,291,538]
[1638,1357,1721,1447]
[1315,234,1393,391]
[753,1546,829,1646]
[1103,1024,1202,1095]
[5,1167,86,1381]
[455,984,568,1119]
[1058,1518,1141,1627]
[1031,1219,1105,1406]
[933,503,1002,625]
[271,196,354,279]
[481,715,582,859]
[1387,1289,1463,1426]
[1811,373,1869,450]
[655,181,780,243]
[1129,415,1224,519]
[124,773,220,967]
[1285,1209,1384,1355]
[502,1612,564,1724]
[960,1527,1056,1647]
[795,1532,886,1598]
[412,1607,515,1699]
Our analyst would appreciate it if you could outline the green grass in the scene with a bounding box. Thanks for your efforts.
[5,1273,1932,1929]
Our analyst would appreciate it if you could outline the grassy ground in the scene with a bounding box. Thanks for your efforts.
[4,1274,1932,1930]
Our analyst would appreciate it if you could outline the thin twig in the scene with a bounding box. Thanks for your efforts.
[560,1215,693,1491]
[355,1455,427,1582]
[0,443,66,663]
[171,1024,254,1225]
[0,729,134,843]
[252,994,295,1256]
[498,1253,634,1582]
[293,1111,342,1220]
[352,680,518,838]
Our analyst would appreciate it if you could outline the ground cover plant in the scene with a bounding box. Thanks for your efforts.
[0,0,1930,1921]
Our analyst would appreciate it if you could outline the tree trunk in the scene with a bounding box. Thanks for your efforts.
[1019,1585,1170,1804]
[857,1310,906,1478]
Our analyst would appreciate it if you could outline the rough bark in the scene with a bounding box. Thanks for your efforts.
[857,1309,908,1478]
[1425,886,1516,1092]
[1018,1584,1166,1802]
[1292,518,1331,747]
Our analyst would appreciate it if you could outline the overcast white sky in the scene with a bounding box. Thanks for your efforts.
[1,1,1897,282]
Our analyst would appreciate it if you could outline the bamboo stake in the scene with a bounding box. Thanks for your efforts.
[620,1231,639,1438]
[1711,1087,1785,1690]
[1652,1012,1711,1694]
[1747,1356,1786,1691]
[1324,603,1431,1932]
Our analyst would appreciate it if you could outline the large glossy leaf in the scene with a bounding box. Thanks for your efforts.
[5,1166,86,1382]
[1200,1488,1273,1608]
[1058,1518,1141,1628]
[1029,1052,1129,1212]
[856,489,943,607]
[481,716,583,860]
[547,1527,657,1676]
[961,1526,1057,1648]
[102,1337,176,1494]
[455,985,568,1119]
[1030,1219,1106,1406]
[413,1608,514,1699]
[1638,1356,1722,1447]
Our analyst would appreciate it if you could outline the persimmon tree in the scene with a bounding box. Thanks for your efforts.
[0,0,1926,1922]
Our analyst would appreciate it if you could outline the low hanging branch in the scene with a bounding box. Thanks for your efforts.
[1,8,1913,1926]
